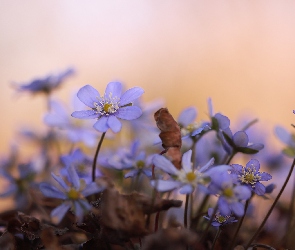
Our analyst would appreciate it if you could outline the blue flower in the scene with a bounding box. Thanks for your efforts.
[151,150,216,194]
[178,107,210,138]
[275,126,295,157]
[209,171,251,216]
[99,141,154,178]
[39,165,105,224]
[0,163,36,208]
[14,68,74,94]
[60,148,103,182]
[44,99,99,147]
[230,159,272,195]
[204,208,237,227]
[71,82,144,133]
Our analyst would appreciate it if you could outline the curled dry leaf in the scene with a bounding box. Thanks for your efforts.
[154,108,182,169]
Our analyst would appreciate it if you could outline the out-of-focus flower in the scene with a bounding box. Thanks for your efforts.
[99,141,154,178]
[0,163,36,208]
[72,82,144,133]
[177,107,210,138]
[39,165,105,224]
[151,150,215,194]
[44,99,98,147]
[209,171,251,216]
[275,126,295,157]
[230,159,272,195]
[204,208,237,227]
[221,130,264,155]
[60,148,102,182]
[14,68,74,95]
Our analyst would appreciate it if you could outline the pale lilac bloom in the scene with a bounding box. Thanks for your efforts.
[178,107,210,138]
[99,141,154,178]
[151,150,217,194]
[71,82,144,133]
[209,171,251,217]
[44,99,98,147]
[14,68,74,94]
[39,165,105,224]
[60,148,103,183]
[275,126,295,157]
[204,208,237,227]
[231,159,272,196]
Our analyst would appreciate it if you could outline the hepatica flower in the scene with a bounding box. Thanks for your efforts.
[39,165,105,224]
[71,82,144,133]
[204,208,237,227]
[209,171,251,216]
[151,150,215,194]
[15,68,74,95]
[231,159,272,195]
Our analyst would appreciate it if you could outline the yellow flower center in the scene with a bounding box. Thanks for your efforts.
[216,215,227,223]
[223,187,234,198]
[67,188,80,200]
[186,172,196,182]
[103,103,113,113]
[136,160,145,169]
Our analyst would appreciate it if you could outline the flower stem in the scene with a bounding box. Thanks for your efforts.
[200,205,218,242]
[244,158,295,249]
[184,194,190,228]
[211,227,222,250]
[92,132,106,182]
[228,195,252,250]
[226,151,236,165]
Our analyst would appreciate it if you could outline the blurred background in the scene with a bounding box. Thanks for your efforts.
[1,0,295,154]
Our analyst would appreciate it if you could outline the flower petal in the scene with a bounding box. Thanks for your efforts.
[116,106,142,120]
[120,87,144,106]
[179,184,194,194]
[181,150,192,172]
[233,131,249,147]
[71,110,100,119]
[275,126,293,145]
[254,182,265,195]
[150,180,181,192]
[82,182,105,197]
[246,159,260,172]
[107,116,122,133]
[104,82,122,99]
[152,155,179,175]
[77,85,100,108]
[230,202,245,217]
[260,172,272,181]
[93,116,109,132]
[51,173,69,191]
[67,165,80,190]
[51,202,71,224]
[39,183,66,199]
[178,107,197,127]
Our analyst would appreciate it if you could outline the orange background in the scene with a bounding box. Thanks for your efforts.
[1,1,295,154]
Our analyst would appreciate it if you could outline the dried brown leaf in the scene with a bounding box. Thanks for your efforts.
[154,108,182,169]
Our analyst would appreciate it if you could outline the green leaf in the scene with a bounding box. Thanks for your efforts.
[282,147,295,158]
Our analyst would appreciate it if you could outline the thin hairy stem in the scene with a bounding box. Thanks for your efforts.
[184,194,190,228]
[211,227,222,250]
[92,132,106,182]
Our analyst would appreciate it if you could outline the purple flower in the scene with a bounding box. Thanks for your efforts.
[204,208,237,227]
[44,99,99,147]
[39,165,105,224]
[209,171,251,216]
[0,163,36,208]
[99,141,154,178]
[151,150,216,194]
[71,82,144,133]
[177,107,211,140]
[14,68,74,95]
[60,148,103,182]
[275,126,295,157]
[230,159,272,195]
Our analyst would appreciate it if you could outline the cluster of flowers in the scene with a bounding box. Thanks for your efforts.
[1,67,294,249]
